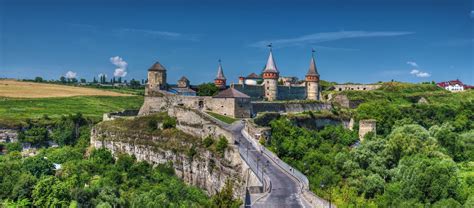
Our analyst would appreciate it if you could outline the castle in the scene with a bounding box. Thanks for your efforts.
[140,48,325,118]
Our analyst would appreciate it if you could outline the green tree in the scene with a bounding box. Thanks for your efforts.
[22,156,54,178]
[197,82,219,96]
[211,180,241,208]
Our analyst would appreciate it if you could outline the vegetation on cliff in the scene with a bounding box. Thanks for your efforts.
[263,86,474,207]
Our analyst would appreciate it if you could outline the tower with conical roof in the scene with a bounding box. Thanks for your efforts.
[146,61,167,95]
[214,59,227,90]
[262,45,279,101]
[305,50,320,100]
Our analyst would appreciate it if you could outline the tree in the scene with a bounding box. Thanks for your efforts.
[6,142,22,152]
[32,176,71,207]
[80,78,86,83]
[22,156,54,177]
[60,76,67,83]
[11,173,37,200]
[197,83,219,96]
[211,180,241,208]
[20,127,49,146]
[34,77,43,82]
[388,155,460,204]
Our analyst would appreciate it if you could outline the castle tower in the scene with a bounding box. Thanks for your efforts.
[305,50,320,100]
[214,59,227,90]
[147,61,167,95]
[262,45,279,101]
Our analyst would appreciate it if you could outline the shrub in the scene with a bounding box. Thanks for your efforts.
[162,117,176,129]
[216,136,228,156]
[203,136,214,148]
[6,142,22,152]
[147,118,158,131]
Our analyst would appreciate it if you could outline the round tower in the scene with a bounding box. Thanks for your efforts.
[214,59,227,90]
[262,46,279,101]
[305,50,320,100]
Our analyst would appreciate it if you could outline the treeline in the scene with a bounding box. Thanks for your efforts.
[23,76,145,88]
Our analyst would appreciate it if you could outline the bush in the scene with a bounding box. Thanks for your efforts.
[216,136,228,156]
[6,142,22,152]
[162,117,176,129]
[147,118,158,131]
[203,136,214,148]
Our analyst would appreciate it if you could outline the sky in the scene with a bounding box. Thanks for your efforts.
[0,0,473,84]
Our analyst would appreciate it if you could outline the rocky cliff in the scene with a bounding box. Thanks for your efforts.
[90,114,257,197]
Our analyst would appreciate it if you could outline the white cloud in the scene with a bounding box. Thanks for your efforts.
[406,61,418,67]
[250,31,414,48]
[416,72,431,77]
[410,69,420,74]
[65,71,77,79]
[110,56,128,77]
[410,69,430,78]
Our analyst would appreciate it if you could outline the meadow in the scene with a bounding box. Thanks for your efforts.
[0,80,144,127]
[0,80,130,98]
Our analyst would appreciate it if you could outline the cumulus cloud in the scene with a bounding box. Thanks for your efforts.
[406,61,418,67]
[110,56,128,77]
[410,69,430,78]
[249,31,414,48]
[65,71,77,79]
[408,61,430,78]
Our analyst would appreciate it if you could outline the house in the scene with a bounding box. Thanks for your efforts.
[437,79,473,92]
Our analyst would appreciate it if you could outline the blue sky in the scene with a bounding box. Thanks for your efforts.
[1,0,473,84]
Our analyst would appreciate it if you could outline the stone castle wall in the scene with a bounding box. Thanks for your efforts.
[139,94,251,118]
[252,102,332,114]
[232,84,308,101]
[232,84,264,100]
[277,85,307,100]
[359,119,376,140]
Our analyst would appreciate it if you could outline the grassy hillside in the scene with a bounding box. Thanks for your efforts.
[0,96,144,127]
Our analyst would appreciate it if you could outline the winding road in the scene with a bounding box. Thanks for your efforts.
[227,122,311,208]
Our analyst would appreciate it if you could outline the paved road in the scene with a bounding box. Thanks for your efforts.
[227,122,310,208]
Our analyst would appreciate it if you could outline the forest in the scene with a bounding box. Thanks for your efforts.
[266,86,474,207]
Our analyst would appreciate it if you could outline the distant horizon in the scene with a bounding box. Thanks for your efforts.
[1,0,472,85]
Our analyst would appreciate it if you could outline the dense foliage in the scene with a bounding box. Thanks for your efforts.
[268,118,473,207]
[196,82,219,96]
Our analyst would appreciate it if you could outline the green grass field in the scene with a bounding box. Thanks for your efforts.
[0,96,144,127]
[206,111,238,124]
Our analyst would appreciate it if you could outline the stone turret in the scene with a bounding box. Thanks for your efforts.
[305,50,320,100]
[214,59,227,90]
[146,61,167,95]
[262,47,279,101]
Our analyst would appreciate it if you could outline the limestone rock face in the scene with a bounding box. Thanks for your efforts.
[90,126,248,197]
